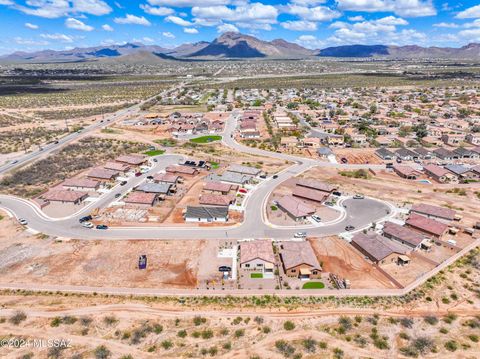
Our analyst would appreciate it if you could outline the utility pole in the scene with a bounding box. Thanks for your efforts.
[64,118,69,132]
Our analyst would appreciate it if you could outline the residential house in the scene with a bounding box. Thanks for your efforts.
[203,182,236,195]
[410,203,456,222]
[115,154,147,166]
[317,147,333,158]
[406,213,449,239]
[87,168,119,182]
[199,194,234,207]
[61,178,100,192]
[466,133,480,145]
[104,161,131,173]
[375,148,395,160]
[281,136,299,148]
[166,165,199,176]
[395,148,418,161]
[239,240,275,275]
[303,137,321,149]
[135,183,172,195]
[441,134,465,146]
[323,134,344,146]
[277,195,315,221]
[445,164,480,182]
[292,186,328,203]
[296,178,335,194]
[279,241,322,279]
[227,164,262,177]
[351,232,410,265]
[433,148,455,161]
[413,147,433,160]
[383,221,428,250]
[41,190,87,205]
[423,164,458,183]
[153,173,180,184]
[393,165,422,180]
[124,192,158,207]
[184,206,229,223]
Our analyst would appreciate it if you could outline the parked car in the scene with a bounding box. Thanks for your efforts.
[341,157,348,164]
[12,160,18,164]
[396,157,402,163]
[153,158,158,162]
[294,232,307,238]
[386,163,394,169]
[239,188,247,194]
[120,181,127,186]
[311,215,321,222]
[353,194,364,199]
[96,224,108,230]
[146,175,154,180]
[218,266,232,272]
[18,218,28,225]
[324,201,334,206]
[79,215,93,223]
[272,175,278,179]
[345,225,355,231]
[114,193,121,198]
[135,172,142,177]
[82,222,94,228]
[332,191,342,196]
[259,174,267,179]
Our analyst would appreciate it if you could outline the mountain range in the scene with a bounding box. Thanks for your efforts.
[2,32,480,62]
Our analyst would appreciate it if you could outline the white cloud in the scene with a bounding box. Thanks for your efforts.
[73,0,111,15]
[0,0,14,5]
[65,17,94,31]
[348,15,365,22]
[114,14,151,26]
[166,15,194,27]
[102,24,114,31]
[134,36,155,44]
[192,3,278,26]
[148,0,232,5]
[217,23,239,33]
[286,5,341,22]
[13,0,112,18]
[25,22,39,29]
[184,27,199,34]
[337,0,436,18]
[162,31,175,38]
[40,33,74,43]
[433,22,459,28]
[140,4,174,16]
[456,5,480,19]
[295,35,325,49]
[281,20,317,31]
[328,16,425,46]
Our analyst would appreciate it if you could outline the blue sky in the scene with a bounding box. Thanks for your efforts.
[1,1,480,54]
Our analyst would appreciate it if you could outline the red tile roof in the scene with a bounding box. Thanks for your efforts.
[296,178,335,193]
[406,213,449,237]
[240,240,275,265]
[411,203,456,221]
[62,178,99,189]
[204,181,233,193]
[199,194,233,206]
[125,192,157,205]
[292,186,328,203]
[383,221,424,247]
[115,154,146,165]
[42,190,87,202]
[280,241,321,271]
[277,195,315,218]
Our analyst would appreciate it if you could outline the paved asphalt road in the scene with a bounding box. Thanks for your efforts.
[0,108,392,240]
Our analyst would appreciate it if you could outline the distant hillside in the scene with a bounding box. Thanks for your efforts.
[1,32,480,62]
[318,43,480,59]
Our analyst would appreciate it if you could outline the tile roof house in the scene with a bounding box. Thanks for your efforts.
[153,173,180,184]
[199,194,234,206]
[410,203,456,222]
[395,148,418,161]
[393,165,422,179]
[277,195,315,220]
[61,178,100,191]
[87,168,119,181]
[240,240,275,273]
[166,165,199,176]
[296,178,335,193]
[351,232,409,265]
[433,148,455,160]
[292,186,328,203]
[383,221,426,249]
[184,206,229,222]
[279,241,322,279]
[104,161,131,172]
[41,190,87,204]
[423,164,458,183]
[124,192,158,206]
[115,154,147,166]
[203,182,236,194]
[406,213,449,238]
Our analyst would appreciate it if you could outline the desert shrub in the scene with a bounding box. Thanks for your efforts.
[400,317,414,328]
[94,345,111,359]
[302,338,317,353]
[275,340,295,357]
[9,311,26,325]
[424,316,438,325]
[444,340,458,352]
[161,340,173,350]
[234,329,245,338]
[194,316,207,326]
[283,321,295,331]
[177,330,187,338]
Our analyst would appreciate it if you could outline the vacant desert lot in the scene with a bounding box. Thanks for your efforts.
[0,212,227,289]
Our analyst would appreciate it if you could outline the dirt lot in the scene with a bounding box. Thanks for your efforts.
[309,237,398,289]
[0,212,229,289]
[333,148,383,164]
